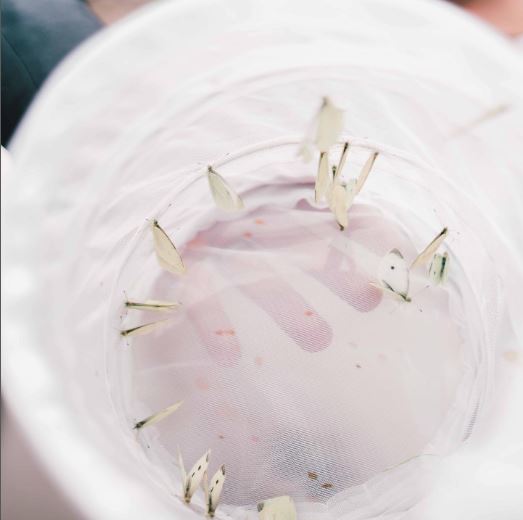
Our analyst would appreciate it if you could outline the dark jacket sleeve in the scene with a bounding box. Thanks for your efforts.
[1,0,102,145]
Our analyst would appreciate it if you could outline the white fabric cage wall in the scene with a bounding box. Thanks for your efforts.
[2,0,523,519]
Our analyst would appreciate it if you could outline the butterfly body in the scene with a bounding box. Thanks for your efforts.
[125,300,180,312]
[133,400,182,430]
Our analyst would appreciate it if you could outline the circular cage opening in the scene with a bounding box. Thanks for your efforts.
[5,2,519,517]
[107,139,497,516]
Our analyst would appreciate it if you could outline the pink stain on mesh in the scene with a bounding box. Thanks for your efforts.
[205,217,317,250]
[195,376,210,391]
[192,219,333,353]
[182,204,410,358]
[182,263,242,367]
[220,210,382,314]
[187,297,242,367]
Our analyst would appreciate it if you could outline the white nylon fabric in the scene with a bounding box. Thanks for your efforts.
[3,0,523,519]
[111,140,497,517]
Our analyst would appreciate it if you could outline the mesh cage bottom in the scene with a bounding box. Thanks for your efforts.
[126,196,466,507]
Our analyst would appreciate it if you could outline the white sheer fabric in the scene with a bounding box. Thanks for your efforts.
[3,0,523,519]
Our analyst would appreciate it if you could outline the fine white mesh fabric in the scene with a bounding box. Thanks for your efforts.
[129,201,465,506]
[110,142,497,517]
[3,0,523,519]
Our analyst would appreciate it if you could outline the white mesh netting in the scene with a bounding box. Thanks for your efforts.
[108,141,498,518]
[3,0,523,519]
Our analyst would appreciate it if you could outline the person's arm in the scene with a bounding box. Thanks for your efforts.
[1,0,102,146]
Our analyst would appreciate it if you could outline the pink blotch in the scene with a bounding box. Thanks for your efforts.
[503,351,520,363]
[195,376,210,391]
[250,435,260,443]
[304,310,314,317]
[187,298,242,367]
[255,356,264,366]
[183,263,242,367]
[200,217,309,249]
[217,403,239,419]
[187,235,206,249]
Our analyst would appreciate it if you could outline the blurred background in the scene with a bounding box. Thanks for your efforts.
[1,0,522,519]
[2,0,523,147]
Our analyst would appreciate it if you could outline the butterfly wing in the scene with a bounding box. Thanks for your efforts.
[429,252,449,285]
[207,167,244,211]
[177,447,188,496]
[315,97,343,152]
[152,220,185,274]
[411,227,448,269]
[355,151,378,195]
[120,318,172,337]
[207,465,226,517]
[333,142,350,183]
[125,300,181,312]
[330,183,349,230]
[134,400,183,430]
[345,178,358,209]
[377,249,410,301]
[314,152,330,203]
[184,450,211,502]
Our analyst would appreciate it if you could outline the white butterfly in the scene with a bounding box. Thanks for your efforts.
[178,449,211,504]
[299,97,343,162]
[333,142,350,184]
[371,228,449,302]
[329,182,351,230]
[410,227,448,269]
[207,166,244,211]
[450,103,510,137]
[372,249,411,302]
[328,150,378,229]
[120,318,172,337]
[315,97,343,152]
[152,220,185,274]
[203,465,226,517]
[257,496,297,520]
[354,151,378,195]
[429,252,449,285]
[125,299,181,312]
[134,400,183,430]
[315,152,330,203]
